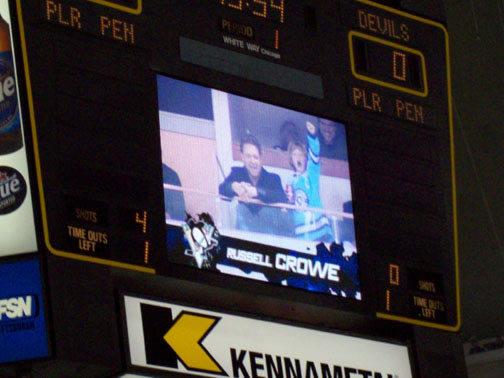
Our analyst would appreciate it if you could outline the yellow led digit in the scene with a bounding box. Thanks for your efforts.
[143,241,150,264]
[392,50,407,81]
[135,211,148,234]
[271,0,285,23]
[228,0,243,11]
[253,0,267,18]
[389,264,400,286]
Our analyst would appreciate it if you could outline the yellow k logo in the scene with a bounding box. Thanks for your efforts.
[164,311,226,375]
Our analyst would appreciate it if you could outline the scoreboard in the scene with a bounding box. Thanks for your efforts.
[13,0,459,331]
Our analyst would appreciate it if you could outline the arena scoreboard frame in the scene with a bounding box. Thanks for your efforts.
[12,0,459,331]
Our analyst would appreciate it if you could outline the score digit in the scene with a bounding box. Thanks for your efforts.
[271,0,284,23]
[135,211,148,234]
[392,50,407,81]
[135,211,150,265]
[144,241,150,264]
[389,264,400,286]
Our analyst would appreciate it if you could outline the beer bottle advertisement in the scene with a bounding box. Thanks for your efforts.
[0,1,20,155]
[0,0,37,257]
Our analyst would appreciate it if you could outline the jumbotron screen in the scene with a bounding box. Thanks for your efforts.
[158,75,360,298]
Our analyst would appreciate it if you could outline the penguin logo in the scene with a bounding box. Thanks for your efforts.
[182,213,221,269]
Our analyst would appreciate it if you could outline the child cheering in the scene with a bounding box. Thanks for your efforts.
[288,119,334,242]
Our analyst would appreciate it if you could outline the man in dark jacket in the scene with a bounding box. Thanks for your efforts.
[219,135,291,235]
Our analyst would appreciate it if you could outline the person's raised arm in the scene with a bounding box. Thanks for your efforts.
[306,121,320,174]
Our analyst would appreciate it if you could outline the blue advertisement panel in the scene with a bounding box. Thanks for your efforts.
[0,258,49,364]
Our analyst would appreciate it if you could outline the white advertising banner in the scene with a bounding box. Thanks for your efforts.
[0,0,37,256]
[124,295,413,378]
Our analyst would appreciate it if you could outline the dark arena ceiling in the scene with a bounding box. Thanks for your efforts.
[444,0,504,340]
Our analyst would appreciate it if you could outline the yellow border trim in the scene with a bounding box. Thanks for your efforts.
[16,0,154,274]
[348,31,428,97]
[14,0,459,329]
[355,0,460,332]
[87,0,142,15]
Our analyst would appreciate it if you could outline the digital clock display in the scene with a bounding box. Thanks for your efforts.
[219,0,285,23]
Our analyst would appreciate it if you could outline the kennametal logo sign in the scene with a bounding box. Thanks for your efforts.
[125,297,412,378]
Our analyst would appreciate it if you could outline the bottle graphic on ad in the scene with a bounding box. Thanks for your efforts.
[0,13,22,155]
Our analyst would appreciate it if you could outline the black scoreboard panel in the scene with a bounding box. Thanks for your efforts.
[15,0,459,331]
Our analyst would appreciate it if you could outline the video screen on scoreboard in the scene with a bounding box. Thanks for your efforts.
[158,75,360,299]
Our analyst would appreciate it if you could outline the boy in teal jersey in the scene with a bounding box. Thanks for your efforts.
[288,120,334,242]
